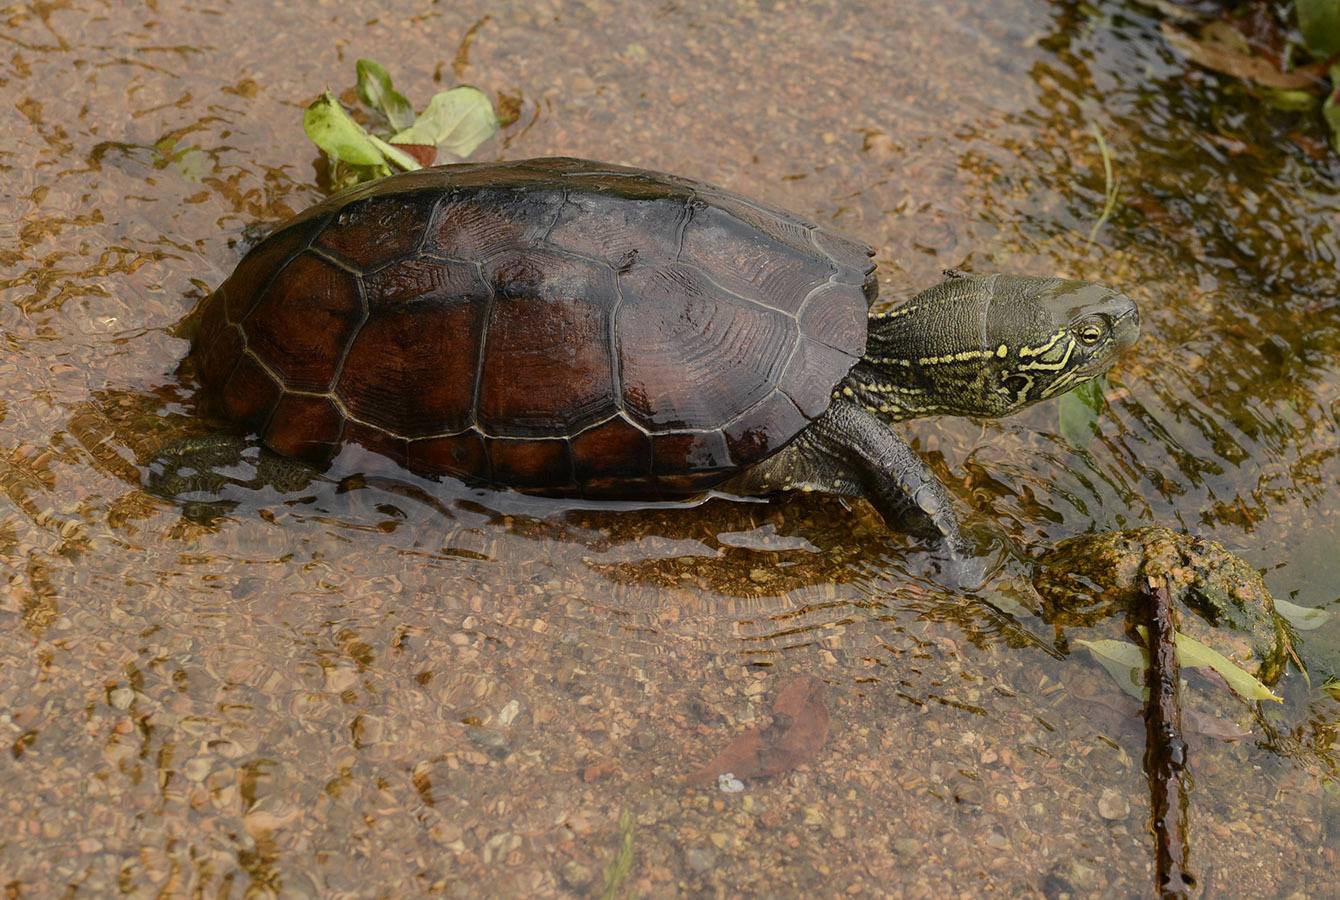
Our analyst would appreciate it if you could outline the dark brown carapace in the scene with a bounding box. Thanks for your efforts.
[190,157,874,496]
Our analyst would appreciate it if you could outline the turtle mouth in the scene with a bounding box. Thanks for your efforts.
[1111,302,1141,351]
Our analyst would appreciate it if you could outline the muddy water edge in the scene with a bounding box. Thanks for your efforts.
[2,0,1338,895]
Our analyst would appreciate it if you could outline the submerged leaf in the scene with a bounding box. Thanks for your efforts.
[1160,21,1329,90]
[1080,627,1281,703]
[1075,637,1149,700]
[392,86,500,158]
[355,58,415,131]
[303,92,391,169]
[1136,625,1282,703]
[1274,597,1334,631]
[1058,378,1106,449]
[691,675,830,783]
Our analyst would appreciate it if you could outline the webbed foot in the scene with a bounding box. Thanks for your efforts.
[145,434,326,522]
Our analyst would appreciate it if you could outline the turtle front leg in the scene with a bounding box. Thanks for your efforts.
[728,398,980,574]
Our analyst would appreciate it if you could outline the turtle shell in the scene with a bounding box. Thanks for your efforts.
[191,157,875,496]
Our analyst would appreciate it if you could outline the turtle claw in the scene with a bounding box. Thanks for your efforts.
[930,518,1016,591]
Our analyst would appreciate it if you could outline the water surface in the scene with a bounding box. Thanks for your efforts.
[1,0,1337,894]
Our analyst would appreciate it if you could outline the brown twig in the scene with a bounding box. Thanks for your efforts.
[1143,574,1196,898]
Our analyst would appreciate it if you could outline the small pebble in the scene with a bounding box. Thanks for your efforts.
[717,773,744,794]
[685,846,717,874]
[1098,789,1131,821]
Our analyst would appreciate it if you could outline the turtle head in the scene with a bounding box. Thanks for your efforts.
[862,272,1140,420]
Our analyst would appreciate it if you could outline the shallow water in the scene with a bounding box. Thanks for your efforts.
[1,0,1338,895]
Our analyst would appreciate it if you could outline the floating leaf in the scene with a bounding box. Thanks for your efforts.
[355,59,415,132]
[365,134,422,171]
[1058,377,1105,449]
[1298,0,1340,60]
[391,143,437,167]
[303,91,391,169]
[1075,638,1149,700]
[1274,597,1334,631]
[392,86,499,158]
[1323,679,1340,702]
[1137,626,1281,703]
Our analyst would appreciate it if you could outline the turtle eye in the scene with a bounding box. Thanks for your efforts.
[1076,318,1107,344]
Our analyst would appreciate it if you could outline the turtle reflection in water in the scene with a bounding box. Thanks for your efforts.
[156,157,1139,570]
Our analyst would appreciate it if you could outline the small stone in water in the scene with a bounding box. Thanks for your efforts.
[685,846,717,874]
[1098,788,1130,821]
[109,687,133,710]
[717,773,745,793]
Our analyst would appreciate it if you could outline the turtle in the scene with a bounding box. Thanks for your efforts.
[169,156,1139,565]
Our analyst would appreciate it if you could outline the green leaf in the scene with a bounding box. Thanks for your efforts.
[1075,638,1149,700]
[1297,0,1340,59]
[1325,64,1340,154]
[152,137,209,182]
[303,91,391,168]
[1323,678,1340,702]
[1136,626,1282,703]
[1058,377,1105,449]
[355,59,415,132]
[1274,597,1334,631]
[392,86,499,159]
[366,133,422,171]
[1080,628,1282,703]
[1263,88,1321,112]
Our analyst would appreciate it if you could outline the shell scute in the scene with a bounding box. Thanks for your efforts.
[617,262,795,430]
[653,431,732,476]
[337,257,489,437]
[407,432,489,480]
[245,252,364,393]
[489,437,571,488]
[314,192,436,269]
[223,218,324,322]
[724,390,806,467]
[782,338,856,418]
[571,417,652,483]
[219,355,281,431]
[799,283,867,358]
[193,290,244,390]
[427,188,565,260]
[478,250,617,436]
[264,395,344,462]
[679,204,833,314]
[545,193,685,266]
